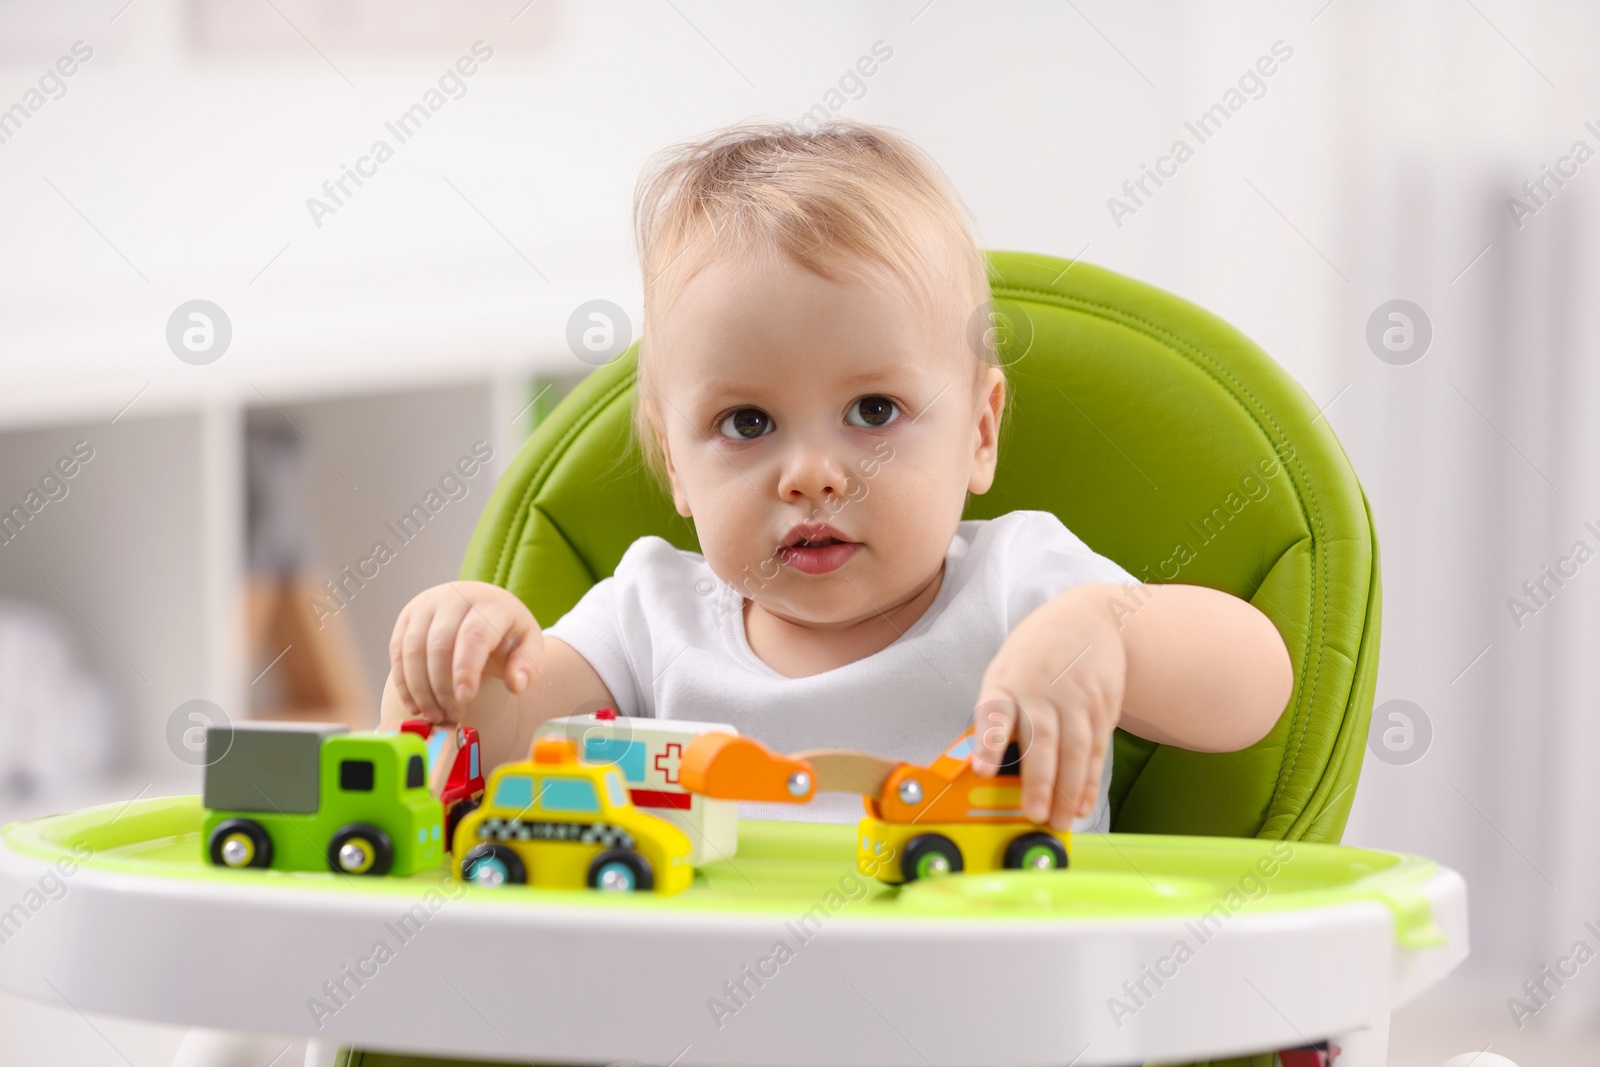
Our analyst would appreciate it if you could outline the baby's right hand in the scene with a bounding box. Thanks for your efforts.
[388,580,543,725]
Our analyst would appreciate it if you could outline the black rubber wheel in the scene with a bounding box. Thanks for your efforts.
[445,797,480,847]
[208,818,273,869]
[1003,831,1070,871]
[586,849,654,892]
[461,844,526,887]
[901,833,964,882]
[327,824,395,876]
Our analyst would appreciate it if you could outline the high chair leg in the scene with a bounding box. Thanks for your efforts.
[1322,1008,1391,1066]
[303,1038,338,1067]
[169,1028,306,1067]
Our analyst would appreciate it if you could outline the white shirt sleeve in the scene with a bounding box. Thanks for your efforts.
[542,566,642,718]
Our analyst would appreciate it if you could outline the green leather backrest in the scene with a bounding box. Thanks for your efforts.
[460,251,1381,844]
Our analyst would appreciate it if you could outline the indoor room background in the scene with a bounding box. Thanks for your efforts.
[0,1,1596,1062]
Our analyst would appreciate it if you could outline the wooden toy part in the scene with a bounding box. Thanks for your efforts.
[680,734,817,803]
[788,750,902,797]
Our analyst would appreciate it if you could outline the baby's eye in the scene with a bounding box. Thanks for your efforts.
[845,396,900,429]
[717,407,774,440]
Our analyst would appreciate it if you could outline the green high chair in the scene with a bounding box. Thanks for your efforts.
[336,250,1382,1067]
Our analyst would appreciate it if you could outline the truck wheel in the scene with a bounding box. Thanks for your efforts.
[209,819,272,869]
[445,798,480,845]
[587,849,654,892]
[461,844,525,887]
[901,834,963,882]
[328,824,394,876]
[1003,831,1069,871]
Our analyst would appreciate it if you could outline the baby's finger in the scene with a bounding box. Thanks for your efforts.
[453,600,527,703]
[1049,714,1093,831]
[424,596,475,718]
[969,692,1021,777]
[1075,733,1109,821]
[387,609,419,718]
[1017,707,1059,824]
[479,605,541,693]
[399,607,446,720]
[493,630,543,694]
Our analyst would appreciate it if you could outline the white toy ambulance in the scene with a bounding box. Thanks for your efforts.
[532,709,738,866]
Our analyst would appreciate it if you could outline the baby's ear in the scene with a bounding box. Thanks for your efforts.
[657,424,693,518]
[640,394,693,517]
[967,367,1006,495]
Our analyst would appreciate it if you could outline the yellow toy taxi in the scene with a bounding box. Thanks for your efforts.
[451,736,694,895]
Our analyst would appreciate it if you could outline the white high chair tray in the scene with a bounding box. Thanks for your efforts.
[0,796,1466,1066]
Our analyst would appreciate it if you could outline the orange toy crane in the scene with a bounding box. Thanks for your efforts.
[679,728,1072,884]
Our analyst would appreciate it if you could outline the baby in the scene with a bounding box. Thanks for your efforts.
[379,119,1293,833]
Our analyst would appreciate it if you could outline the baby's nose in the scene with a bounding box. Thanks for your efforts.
[777,447,851,502]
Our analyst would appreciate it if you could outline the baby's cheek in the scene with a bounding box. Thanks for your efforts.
[700,524,774,590]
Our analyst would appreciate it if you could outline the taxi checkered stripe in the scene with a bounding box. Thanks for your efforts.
[476,816,634,850]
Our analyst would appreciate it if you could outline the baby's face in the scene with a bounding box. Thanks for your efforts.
[651,244,1003,628]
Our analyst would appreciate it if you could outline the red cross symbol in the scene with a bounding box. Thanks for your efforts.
[654,742,683,784]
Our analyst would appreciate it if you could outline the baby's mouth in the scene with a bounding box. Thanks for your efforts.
[776,524,861,575]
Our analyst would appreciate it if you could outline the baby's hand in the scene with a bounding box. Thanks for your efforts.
[388,580,543,725]
[970,587,1126,831]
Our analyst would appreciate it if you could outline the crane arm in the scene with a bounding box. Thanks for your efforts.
[789,749,899,797]
[681,733,904,804]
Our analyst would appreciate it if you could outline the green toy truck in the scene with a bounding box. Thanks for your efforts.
[202,722,443,877]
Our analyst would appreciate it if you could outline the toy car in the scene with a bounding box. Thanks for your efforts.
[856,730,1070,883]
[398,719,485,844]
[202,722,443,877]
[680,726,1071,885]
[533,708,738,865]
[1279,1041,1340,1067]
[452,736,693,895]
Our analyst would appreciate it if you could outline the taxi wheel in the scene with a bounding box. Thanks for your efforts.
[1003,831,1069,871]
[901,834,963,882]
[328,824,395,876]
[461,844,526,888]
[587,849,654,892]
[209,819,273,869]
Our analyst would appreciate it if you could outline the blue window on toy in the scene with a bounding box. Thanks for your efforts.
[943,735,975,761]
[539,777,600,813]
[469,744,479,781]
[584,737,646,781]
[603,770,628,808]
[494,774,533,810]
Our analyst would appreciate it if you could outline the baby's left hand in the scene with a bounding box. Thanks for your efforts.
[970,586,1126,831]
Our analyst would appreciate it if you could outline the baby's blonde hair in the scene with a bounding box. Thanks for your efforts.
[630,118,997,483]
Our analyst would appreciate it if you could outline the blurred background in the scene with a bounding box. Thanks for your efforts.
[1,0,1597,1063]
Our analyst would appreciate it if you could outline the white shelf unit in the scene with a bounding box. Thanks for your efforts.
[0,366,586,803]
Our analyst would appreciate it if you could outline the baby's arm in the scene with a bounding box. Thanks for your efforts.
[378,580,614,773]
[1095,582,1293,752]
[972,581,1293,831]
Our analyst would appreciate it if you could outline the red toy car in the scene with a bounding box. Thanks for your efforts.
[399,720,485,843]
[1279,1041,1340,1067]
